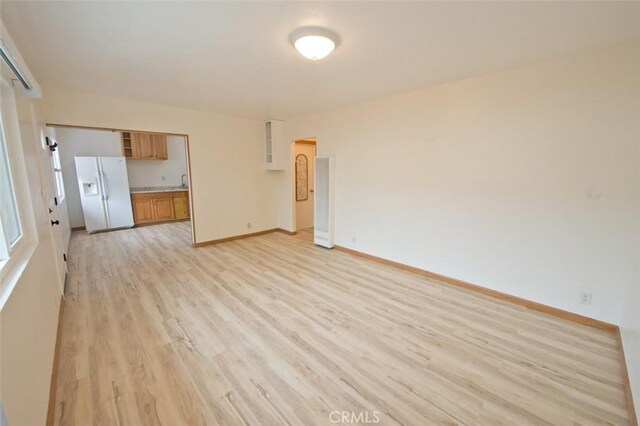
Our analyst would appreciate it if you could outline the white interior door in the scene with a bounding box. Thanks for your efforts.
[42,133,69,291]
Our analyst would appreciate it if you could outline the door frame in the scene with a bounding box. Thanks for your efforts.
[291,138,317,232]
[45,123,197,246]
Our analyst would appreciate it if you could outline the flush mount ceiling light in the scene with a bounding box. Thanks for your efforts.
[290,27,340,60]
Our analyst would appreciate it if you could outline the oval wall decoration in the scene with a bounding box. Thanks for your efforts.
[296,154,309,201]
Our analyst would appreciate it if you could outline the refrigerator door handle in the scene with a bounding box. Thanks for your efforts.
[101,170,109,201]
[96,158,110,229]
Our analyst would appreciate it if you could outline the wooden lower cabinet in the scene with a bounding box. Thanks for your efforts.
[153,198,175,221]
[132,197,154,223]
[173,196,189,219]
[131,191,189,225]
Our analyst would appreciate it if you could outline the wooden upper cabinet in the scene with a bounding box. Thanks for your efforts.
[151,134,168,160]
[122,132,168,160]
[135,133,155,159]
[122,132,133,158]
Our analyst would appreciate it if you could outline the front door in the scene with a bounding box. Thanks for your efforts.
[42,131,70,293]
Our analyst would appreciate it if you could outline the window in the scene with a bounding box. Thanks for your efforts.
[51,141,65,201]
[0,114,23,260]
[0,70,39,307]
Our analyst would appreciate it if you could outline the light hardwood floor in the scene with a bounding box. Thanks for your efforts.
[53,222,631,425]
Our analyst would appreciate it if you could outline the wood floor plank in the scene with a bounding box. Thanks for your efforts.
[52,222,631,425]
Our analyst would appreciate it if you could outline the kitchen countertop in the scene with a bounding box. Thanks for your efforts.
[130,186,189,194]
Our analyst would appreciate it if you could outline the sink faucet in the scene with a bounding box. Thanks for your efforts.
[181,174,188,188]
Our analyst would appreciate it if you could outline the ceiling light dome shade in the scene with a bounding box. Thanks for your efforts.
[290,27,340,60]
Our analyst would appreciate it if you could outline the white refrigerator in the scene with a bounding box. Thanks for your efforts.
[75,156,134,233]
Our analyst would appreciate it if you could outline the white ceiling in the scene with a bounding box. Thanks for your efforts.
[2,1,640,120]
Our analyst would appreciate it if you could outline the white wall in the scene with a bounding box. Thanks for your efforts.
[43,92,280,243]
[55,129,188,228]
[55,128,121,228]
[280,43,640,325]
[125,135,188,188]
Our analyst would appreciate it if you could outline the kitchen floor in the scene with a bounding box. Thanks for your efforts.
[52,221,631,425]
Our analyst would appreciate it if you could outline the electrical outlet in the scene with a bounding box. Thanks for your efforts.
[247,222,252,229]
[579,291,592,305]
[351,236,356,244]
[161,175,166,181]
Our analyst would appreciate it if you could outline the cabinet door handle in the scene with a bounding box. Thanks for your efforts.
[51,220,60,226]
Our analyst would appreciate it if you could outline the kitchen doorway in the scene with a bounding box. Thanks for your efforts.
[46,124,196,246]
[293,139,316,232]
